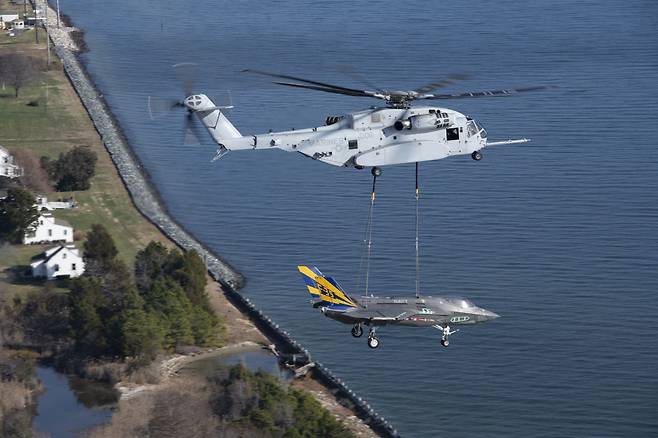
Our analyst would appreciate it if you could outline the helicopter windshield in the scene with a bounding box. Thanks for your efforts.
[466,120,478,137]
[476,121,487,138]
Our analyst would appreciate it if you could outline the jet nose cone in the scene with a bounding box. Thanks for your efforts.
[483,309,500,320]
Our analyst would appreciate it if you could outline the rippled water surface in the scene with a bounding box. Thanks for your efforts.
[57,0,658,435]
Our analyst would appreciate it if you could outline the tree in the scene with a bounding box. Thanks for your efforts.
[0,188,38,243]
[11,149,52,194]
[173,250,208,308]
[113,287,164,358]
[52,146,97,191]
[134,241,170,292]
[83,224,118,267]
[69,277,107,356]
[0,53,40,98]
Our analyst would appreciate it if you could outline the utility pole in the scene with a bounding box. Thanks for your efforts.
[45,0,51,68]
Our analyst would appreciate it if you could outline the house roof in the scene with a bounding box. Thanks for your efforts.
[32,245,80,265]
[53,218,72,227]
[32,245,64,264]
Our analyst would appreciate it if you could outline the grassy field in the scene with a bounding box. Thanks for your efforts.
[0,12,172,298]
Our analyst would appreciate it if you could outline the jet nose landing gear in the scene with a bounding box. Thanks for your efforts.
[367,327,380,349]
[434,324,459,348]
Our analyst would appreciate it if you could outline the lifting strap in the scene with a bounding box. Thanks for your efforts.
[357,171,378,297]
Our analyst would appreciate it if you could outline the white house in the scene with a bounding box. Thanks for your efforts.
[23,213,74,244]
[0,14,19,30]
[0,146,23,179]
[31,245,85,280]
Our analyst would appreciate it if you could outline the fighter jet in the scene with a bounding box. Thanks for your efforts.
[298,265,499,348]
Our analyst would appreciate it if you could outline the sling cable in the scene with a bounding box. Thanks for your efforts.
[357,164,422,299]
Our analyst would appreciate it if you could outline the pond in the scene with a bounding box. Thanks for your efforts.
[178,350,292,381]
[34,366,117,438]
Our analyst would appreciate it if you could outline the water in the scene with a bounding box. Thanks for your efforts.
[55,0,658,436]
[34,367,115,437]
[179,350,291,380]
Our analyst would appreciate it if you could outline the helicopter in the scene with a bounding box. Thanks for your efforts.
[149,65,552,172]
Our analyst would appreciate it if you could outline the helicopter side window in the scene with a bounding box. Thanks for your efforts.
[446,127,459,141]
[348,140,358,150]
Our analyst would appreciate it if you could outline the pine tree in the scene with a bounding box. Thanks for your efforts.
[0,188,38,244]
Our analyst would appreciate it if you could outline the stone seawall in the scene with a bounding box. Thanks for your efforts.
[44,11,399,437]
[48,44,244,289]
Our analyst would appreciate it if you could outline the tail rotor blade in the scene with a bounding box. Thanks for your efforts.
[148,96,181,120]
[183,112,207,146]
[211,90,234,113]
[174,62,199,96]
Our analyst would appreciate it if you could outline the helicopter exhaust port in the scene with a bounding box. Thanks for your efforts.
[394,119,411,130]
[325,115,344,126]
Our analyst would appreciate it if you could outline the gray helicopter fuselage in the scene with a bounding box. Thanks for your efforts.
[221,106,488,167]
[321,295,499,327]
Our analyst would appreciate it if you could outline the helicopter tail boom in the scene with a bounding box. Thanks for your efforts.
[184,94,242,143]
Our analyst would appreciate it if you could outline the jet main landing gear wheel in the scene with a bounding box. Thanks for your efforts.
[471,150,483,161]
[441,339,450,348]
[351,324,363,338]
[367,336,380,349]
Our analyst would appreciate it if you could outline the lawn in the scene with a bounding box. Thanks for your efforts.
[0,20,172,298]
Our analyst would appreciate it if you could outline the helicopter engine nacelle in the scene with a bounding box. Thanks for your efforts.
[409,114,442,130]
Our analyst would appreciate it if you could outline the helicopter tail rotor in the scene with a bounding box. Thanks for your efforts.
[147,63,239,147]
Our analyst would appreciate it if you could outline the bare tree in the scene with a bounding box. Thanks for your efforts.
[11,148,52,194]
[0,53,40,98]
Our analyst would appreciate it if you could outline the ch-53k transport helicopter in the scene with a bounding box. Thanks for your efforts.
[149,65,551,172]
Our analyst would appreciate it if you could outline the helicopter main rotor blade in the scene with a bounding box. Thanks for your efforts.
[273,81,380,98]
[421,85,555,100]
[243,69,378,98]
[413,74,470,95]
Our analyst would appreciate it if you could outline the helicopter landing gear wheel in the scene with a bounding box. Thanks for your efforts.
[371,166,382,177]
[351,324,363,338]
[441,339,449,348]
[471,150,483,161]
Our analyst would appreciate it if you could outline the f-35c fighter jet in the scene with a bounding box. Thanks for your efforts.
[298,265,499,348]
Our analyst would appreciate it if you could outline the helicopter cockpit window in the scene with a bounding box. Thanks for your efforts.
[446,127,459,141]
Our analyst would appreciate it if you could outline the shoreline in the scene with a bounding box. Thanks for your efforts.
[40,6,399,437]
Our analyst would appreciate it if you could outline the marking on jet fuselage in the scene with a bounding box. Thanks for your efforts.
[450,316,470,323]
